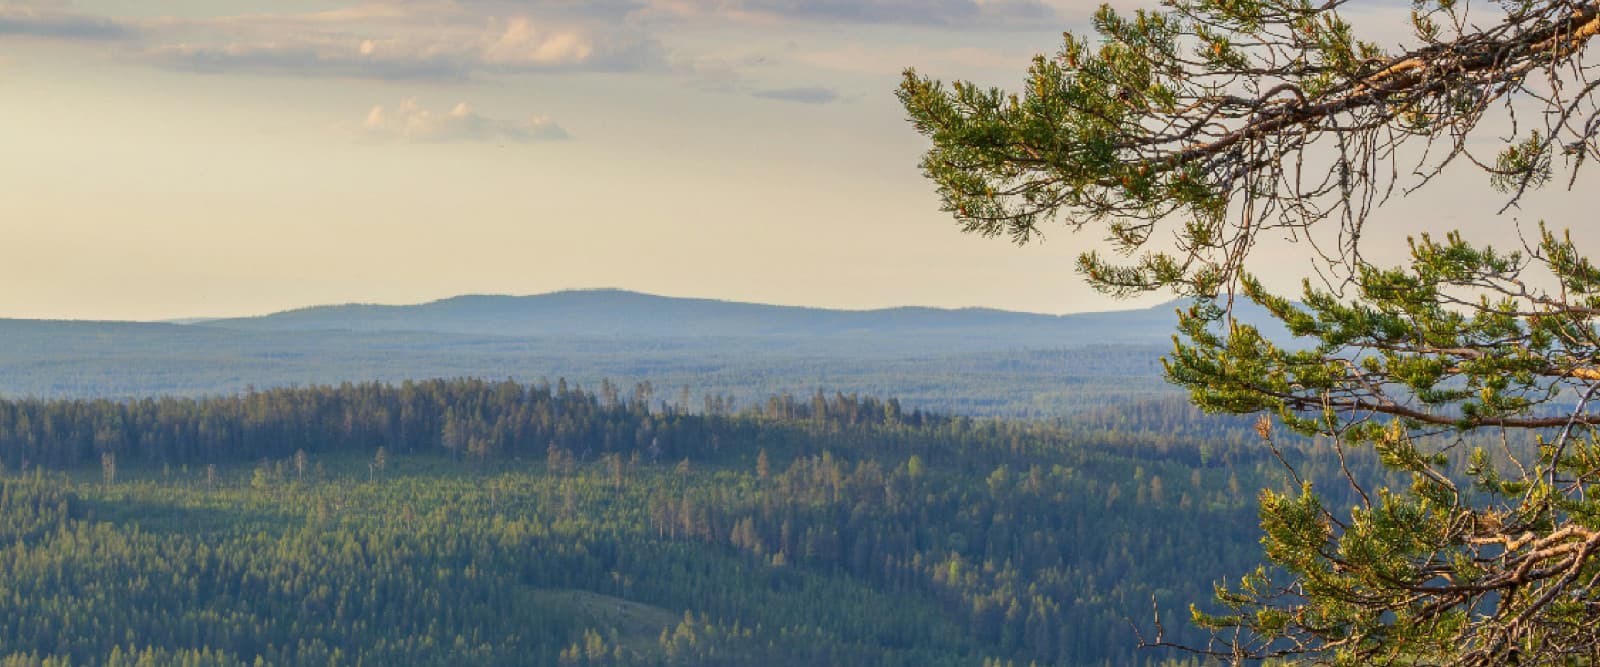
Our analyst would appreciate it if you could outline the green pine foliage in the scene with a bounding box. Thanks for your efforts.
[901,0,1600,661]
[1162,229,1600,663]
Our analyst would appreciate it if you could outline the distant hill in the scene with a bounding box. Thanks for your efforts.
[196,288,1206,345]
[0,291,1291,413]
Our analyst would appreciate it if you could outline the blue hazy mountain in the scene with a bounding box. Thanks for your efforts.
[195,288,1215,345]
[0,290,1288,414]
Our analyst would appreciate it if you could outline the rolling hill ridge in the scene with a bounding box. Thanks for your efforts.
[193,288,1195,343]
[0,290,1287,413]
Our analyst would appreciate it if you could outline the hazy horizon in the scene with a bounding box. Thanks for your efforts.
[13,286,1186,324]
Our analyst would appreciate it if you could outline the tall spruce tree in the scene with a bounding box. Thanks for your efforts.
[902,1,1600,664]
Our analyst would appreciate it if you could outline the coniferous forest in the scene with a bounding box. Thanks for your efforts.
[0,379,1397,666]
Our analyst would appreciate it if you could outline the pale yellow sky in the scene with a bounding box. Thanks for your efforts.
[0,1,1589,321]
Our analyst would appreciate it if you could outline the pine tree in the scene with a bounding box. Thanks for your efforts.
[903,0,1600,663]
[100,452,115,488]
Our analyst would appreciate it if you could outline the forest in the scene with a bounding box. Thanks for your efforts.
[11,0,1599,658]
[0,379,1397,666]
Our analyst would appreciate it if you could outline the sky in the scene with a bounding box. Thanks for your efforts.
[0,0,1588,321]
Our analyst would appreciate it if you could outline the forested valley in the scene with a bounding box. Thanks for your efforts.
[0,379,1398,666]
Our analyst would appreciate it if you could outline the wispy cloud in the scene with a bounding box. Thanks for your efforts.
[796,43,1031,77]
[633,0,1059,27]
[672,52,842,105]
[750,85,839,105]
[150,44,470,81]
[0,4,135,41]
[360,99,572,143]
[0,1,1042,95]
[147,13,663,81]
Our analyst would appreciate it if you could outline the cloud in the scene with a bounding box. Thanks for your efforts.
[671,52,841,105]
[0,3,660,82]
[633,0,1059,27]
[796,43,1030,76]
[151,44,470,81]
[0,5,135,41]
[755,0,1056,25]
[360,99,572,143]
[750,85,839,104]
[0,0,1037,92]
[146,13,663,81]
[354,0,1058,28]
